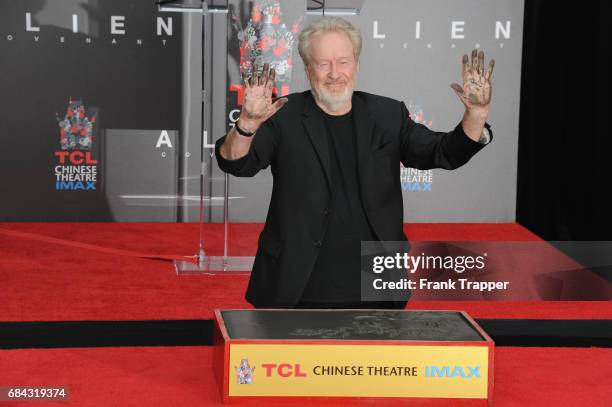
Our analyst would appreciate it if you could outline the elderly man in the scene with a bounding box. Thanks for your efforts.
[216,17,493,309]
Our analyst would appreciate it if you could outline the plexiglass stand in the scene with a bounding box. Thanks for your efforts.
[160,1,255,275]
[175,256,254,274]
[174,171,254,275]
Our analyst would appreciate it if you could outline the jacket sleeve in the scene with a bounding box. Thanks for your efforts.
[214,116,279,177]
[398,101,492,170]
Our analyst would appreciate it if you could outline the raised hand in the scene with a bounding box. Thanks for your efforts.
[451,49,494,114]
[239,62,288,132]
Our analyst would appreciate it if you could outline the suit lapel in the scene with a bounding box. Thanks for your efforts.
[351,93,376,190]
[301,91,376,193]
[302,92,332,191]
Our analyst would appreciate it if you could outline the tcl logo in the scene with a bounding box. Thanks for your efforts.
[261,363,307,377]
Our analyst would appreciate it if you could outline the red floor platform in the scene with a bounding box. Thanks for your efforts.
[1,223,610,406]
[0,345,610,406]
[1,222,610,321]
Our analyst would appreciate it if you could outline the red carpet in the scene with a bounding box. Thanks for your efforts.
[0,223,612,321]
[0,346,609,406]
[1,223,610,406]
[1,222,611,321]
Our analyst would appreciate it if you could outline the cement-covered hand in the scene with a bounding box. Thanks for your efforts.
[238,62,288,133]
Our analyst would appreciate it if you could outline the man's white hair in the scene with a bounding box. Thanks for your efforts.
[298,17,362,67]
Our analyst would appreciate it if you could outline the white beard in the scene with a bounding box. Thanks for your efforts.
[311,81,354,114]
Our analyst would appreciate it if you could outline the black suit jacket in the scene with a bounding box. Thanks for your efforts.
[215,90,491,308]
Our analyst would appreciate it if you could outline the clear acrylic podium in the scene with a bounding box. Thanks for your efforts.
[158,0,254,274]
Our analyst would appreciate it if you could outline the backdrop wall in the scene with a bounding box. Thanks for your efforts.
[0,0,524,223]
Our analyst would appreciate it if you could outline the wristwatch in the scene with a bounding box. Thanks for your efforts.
[235,121,256,137]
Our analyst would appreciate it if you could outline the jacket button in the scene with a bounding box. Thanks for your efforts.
[324,208,330,216]
[314,240,322,248]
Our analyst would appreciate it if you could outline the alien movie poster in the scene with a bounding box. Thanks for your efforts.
[0,0,182,221]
